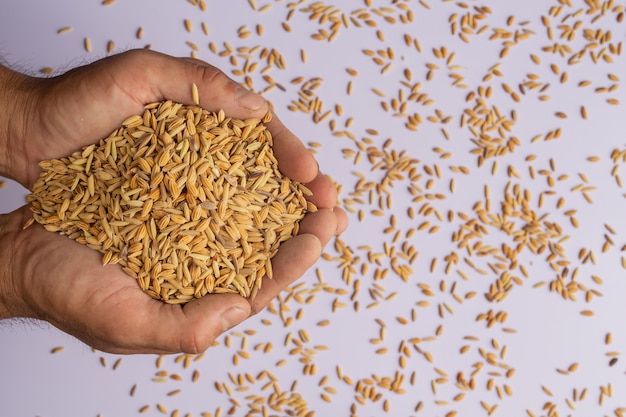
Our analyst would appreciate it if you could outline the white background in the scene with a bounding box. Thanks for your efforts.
[1,1,626,416]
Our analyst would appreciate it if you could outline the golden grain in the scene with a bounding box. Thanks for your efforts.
[191,83,200,105]
[184,19,193,32]
[28,102,314,302]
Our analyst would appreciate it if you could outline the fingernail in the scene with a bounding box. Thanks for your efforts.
[235,86,266,111]
[221,306,248,332]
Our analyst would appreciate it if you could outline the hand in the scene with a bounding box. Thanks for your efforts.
[0,49,348,354]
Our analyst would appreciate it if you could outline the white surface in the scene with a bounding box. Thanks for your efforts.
[1,1,626,416]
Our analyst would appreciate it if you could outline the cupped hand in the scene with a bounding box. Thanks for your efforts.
[0,49,347,354]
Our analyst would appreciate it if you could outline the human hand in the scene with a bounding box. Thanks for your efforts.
[0,49,348,354]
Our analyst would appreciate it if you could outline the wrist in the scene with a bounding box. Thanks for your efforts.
[0,65,38,185]
[0,212,16,319]
[0,208,30,320]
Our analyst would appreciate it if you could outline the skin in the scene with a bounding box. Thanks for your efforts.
[0,49,348,354]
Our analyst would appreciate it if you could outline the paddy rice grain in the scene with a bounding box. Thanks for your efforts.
[27,100,315,303]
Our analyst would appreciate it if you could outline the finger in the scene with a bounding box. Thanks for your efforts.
[333,206,349,235]
[176,294,250,353]
[248,233,321,314]
[45,49,269,144]
[145,52,269,119]
[304,172,338,210]
[90,50,268,119]
[266,113,318,184]
[297,208,340,248]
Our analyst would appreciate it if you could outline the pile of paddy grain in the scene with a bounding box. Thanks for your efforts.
[27,101,315,303]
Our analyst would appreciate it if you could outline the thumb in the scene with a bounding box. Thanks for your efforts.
[132,294,250,354]
[174,294,250,354]
[132,50,268,119]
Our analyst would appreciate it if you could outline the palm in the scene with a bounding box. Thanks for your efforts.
[15,214,156,352]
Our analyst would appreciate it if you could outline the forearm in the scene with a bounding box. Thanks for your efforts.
[0,64,36,183]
